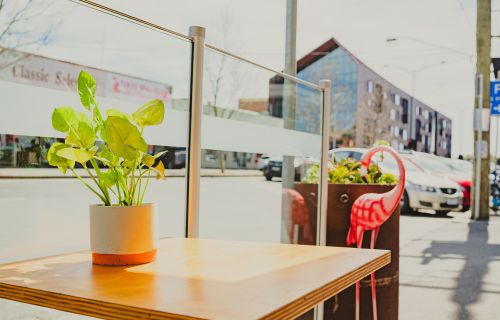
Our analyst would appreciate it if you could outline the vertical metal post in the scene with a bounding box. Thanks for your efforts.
[474,74,483,220]
[185,26,205,238]
[282,0,298,191]
[315,79,331,320]
[317,79,331,247]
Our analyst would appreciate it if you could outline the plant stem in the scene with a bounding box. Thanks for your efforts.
[70,168,108,204]
[140,169,151,204]
[84,164,110,205]
[89,158,111,203]
[115,170,123,205]
[137,167,143,204]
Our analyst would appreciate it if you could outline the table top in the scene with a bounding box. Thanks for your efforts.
[0,238,390,320]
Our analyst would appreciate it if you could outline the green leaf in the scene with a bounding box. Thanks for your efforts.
[57,147,96,164]
[132,99,164,127]
[153,161,165,179]
[47,143,75,174]
[153,150,168,158]
[142,153,155,167]
[78,70,97,111]
[122,159,136,176]
[65,121,96,149]
[97,145,119,167]
[106,108,133,122]
[101,170,118,188]
[52,106,92,135]
[142,151,167,168]
[105,116,147,160]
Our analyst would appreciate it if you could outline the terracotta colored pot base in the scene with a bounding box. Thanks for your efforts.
[92,249,157,266]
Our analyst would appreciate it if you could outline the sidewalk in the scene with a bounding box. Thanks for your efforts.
[0,168,262,179]
[400,211,500,320]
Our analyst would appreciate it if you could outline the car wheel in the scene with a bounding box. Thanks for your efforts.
[435,210,449,217]
[265,173,273,181]
[400,191,412,215]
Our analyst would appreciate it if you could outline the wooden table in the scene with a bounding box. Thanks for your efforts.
[0,238,389,320]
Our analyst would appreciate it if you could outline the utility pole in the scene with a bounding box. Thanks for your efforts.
[282,0,297,191]
[473,0,491,220]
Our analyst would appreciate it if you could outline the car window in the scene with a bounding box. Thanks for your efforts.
[412,156,453,174]
[379,156,421,172]
[350,152,363,161]
[332,151,351,162]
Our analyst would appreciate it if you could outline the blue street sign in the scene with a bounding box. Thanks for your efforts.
[491,80,500,116]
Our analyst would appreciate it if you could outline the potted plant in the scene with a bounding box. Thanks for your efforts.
[292,153,400,320]
[47,70,166,266]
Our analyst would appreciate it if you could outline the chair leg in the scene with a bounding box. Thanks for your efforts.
[370,228,379,320]
[355,228,364,320]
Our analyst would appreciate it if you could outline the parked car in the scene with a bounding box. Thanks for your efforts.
[173,150,186,169]
[440,157,473,211]
[256,154,270,171]
[263,156,317,181]
[404,152,472,212]
[329,148,463,215]
[264,156,283,180]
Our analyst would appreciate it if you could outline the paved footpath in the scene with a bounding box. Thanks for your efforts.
[400,211,500,320]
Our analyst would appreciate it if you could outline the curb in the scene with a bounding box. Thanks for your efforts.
[0,170,263,179]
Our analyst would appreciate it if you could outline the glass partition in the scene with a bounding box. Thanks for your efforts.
[198,47,323,244]
[0,0,191,263]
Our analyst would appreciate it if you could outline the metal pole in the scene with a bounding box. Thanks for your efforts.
[185,26,205,238]
[282,0,298,191]
[474,74,483,220]
[317,79,331,247]
[314,79,331,320]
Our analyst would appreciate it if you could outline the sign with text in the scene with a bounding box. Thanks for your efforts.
[490,80,500,116]
[0,47,172,106]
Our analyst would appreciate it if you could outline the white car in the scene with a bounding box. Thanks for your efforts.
[330,148,463,216]
[256,154,271,171]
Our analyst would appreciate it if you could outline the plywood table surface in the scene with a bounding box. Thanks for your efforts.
[0,238,390,320]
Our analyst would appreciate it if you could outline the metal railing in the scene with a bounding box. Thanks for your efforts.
[71,0,331,245]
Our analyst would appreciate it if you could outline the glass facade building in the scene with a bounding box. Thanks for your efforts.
[269,38,452,157]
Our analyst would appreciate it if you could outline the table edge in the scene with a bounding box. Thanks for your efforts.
[260,250,391,320]
[0,282,200,320]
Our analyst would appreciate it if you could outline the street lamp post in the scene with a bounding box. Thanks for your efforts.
[386,36,472,60]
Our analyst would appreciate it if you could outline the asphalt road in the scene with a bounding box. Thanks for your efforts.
[1,177,499,319]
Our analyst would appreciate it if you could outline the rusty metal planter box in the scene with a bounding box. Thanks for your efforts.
[294,183,399,320]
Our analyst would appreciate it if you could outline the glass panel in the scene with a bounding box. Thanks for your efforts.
[0,0,191,262]
[198,47,323,244]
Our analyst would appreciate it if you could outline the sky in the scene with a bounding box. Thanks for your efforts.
[4,0,499,157]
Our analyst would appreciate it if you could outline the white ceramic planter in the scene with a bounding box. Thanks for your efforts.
[89,203,158,266]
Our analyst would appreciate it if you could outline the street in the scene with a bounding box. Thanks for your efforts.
[1,177,500,319]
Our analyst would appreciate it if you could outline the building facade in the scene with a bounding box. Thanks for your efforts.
[269,38,452,157]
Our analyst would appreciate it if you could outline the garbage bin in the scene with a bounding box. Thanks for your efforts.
[293,183,399,320]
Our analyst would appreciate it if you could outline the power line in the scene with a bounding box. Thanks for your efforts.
[456,0,474,33]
